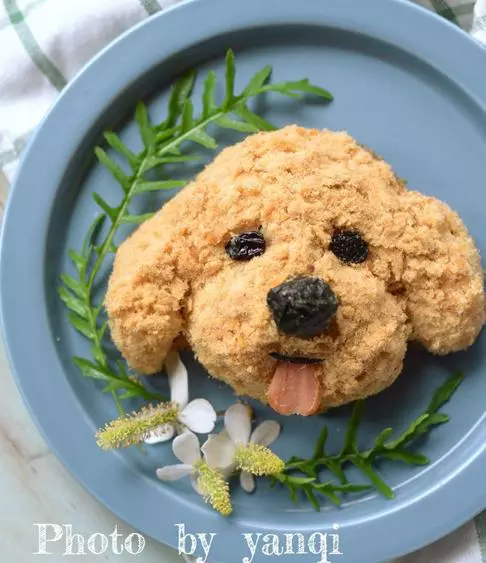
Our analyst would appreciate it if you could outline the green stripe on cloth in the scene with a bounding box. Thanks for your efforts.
[430,0,461,24]
[138,0,161,15]
[3,0,67,91]
[0,0,46,32]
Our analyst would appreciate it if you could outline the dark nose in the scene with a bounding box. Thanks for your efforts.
[267,276,338,338]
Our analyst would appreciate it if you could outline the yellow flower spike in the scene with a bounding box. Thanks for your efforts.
[96,403,179,450]
[195,461,233,516]
[234,443,285,476]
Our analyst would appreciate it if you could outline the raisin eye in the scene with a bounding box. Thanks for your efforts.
[225,231,266,261]
[330,230,368,264]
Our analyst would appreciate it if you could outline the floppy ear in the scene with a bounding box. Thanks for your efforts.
[399,192,485,354]
[105,215,188,374]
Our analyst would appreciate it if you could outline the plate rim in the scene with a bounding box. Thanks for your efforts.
[2,0,486,561]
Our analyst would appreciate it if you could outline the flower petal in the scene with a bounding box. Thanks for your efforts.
[144,424,175,445]
[172,431,201,465]
[166,350,189,407]
[240,471,256,493]
[201,434,236,470]
[179,399,217,434]
[224,403,251,445]
[250,420,281,446]
[156,464,193,481]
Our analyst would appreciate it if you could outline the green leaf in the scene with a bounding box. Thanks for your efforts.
[145,154,200,169]
[266,87,301,99]
[68,314,95,339]
[264,79,333,100]
[330,483,372,494]
[135,102,155,148]
[202,70,217,118]
[416,412,449,434]
[352,458,394,499]
[68,249,86,275]
[215,115,258,133]
[320,491,342,506]
[92,193,120,222]
[98,320,108,340]
[291,80,334,100]
[223,49,236,108]
[286,476,316,485]
[93,372,145,397]
[118,389,146,400]
[341,400,364,455]
[116,360,130,380]
[155,127,178,145]
[303,486,320,512]
[74,357,111,380]
[120,212,155,224]
[95,147,130,191]
[165,69,196,128]
[271,472,286,484]
[301,464,317,479]
[284,460,306,472]
[102,381,120,393]
[60,273,85,299]
[92,344,106,367]
[373,427,394,451]
[380,450,429,465]
[81,214,106,257]
[320,459,348,485]
[181,99,194,132]
[313,486,341,506]
[134,180,185,194]
[313,425,328,460]
[58,286,89,319]
[384,414,429,450]
[103,132,139,170]
[112,391,126,417]
[187,129,217,149]
[234,105,276,131]
[243,65,272,95]
[426,372,464,414]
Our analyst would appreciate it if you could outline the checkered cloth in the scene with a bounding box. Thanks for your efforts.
[1,1,485,562]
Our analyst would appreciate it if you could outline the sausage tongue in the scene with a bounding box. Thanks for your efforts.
[267,362,321,416]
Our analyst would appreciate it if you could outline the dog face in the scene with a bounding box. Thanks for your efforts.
[106,126,484,414]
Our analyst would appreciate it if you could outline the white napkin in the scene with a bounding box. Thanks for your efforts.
[0,1,485,562]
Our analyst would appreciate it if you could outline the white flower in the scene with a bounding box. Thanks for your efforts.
[202,403,281,492]
[156,431,203,481]
[156,432,232,515]
[145,351,216,444]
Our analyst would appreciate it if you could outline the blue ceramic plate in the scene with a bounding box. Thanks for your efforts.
[2,1,486,561]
